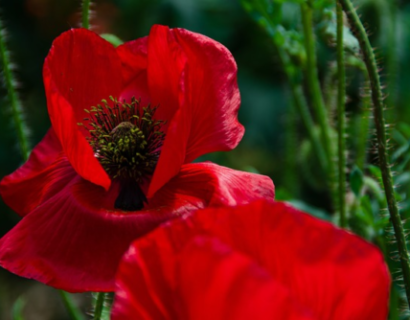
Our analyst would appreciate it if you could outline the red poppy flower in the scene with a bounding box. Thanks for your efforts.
[111,200,390,320]
[0,26,274,292]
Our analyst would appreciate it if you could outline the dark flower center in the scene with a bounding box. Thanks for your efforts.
[79,97,165,211]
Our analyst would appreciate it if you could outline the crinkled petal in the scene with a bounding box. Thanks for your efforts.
[174,28,244,163]
[112,235,314,320]
[116,37,148,86]
[146,25,187,197]
[148,26,245,196]
[43,28,122,189]
[112,201,390,319]
[116,37,150,105]
[0,174,174,292]
[147,25,186,122]
[0,128,70,216]
[44,28,122,124]
[0,161,273,292]
[148,162,274,210]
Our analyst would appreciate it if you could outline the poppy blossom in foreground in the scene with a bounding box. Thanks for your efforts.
[111,200,390,320]
[0,26,274,292]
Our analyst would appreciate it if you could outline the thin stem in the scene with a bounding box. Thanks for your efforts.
[284,101,298,194]
[59,290,85,320]
[300,2,333,162]
[339,0,410,308]
[277,48,328,172]
[300,1,337,209]
[0,18,29,161]
[93,292,106,320]
[336,3,346,228]
[82,0,91,29]
[386,0,398,123]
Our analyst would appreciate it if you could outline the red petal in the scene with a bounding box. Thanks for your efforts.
[176,236,314,320]
[116,37,150,105]
[116,37,148,86]
[145,25,187,196]
[0,129,72,216]
[147,26,245,196]
[43,28,122,189]
[0,174,176,292]
[112,235,314,320]
[147,25,186,122]
[112,201,390,319]
[0,162,273,292]
[174,28,244,162]
[44,28,122,123]
[148,162,274,210]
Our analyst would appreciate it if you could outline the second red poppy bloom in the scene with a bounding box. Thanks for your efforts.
[0,25,274,292]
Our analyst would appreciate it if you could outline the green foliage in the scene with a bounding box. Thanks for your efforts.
[100,34,124,47]
[350,165,363,197]
[317,9,359,54]
[12,297,24,320]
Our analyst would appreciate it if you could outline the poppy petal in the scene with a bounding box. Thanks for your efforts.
[148,162,274,211]
[174,28,244,163]
[111,201,390,319]
[44,81,111,189]
[43,28,122,189]
[145,25,187,196]
[116,37,148,86]
[0,129,72,216]
[147,25,186,122]
[0,174,175,292]
[44,28,122,123]
[0,161,273,292]
[112,235,314,320]
[116,37,150,105]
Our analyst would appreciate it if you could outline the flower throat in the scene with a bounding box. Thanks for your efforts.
[78,97,165,211]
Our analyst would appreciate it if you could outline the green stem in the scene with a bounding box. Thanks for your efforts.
[277,49,328,172]
[59,290,85,320]
[284,100,298,194]
[336,3,346,228]
[339,0,410,308]
[82,0,91,29]
[93,292,106,320]
[0,19,29,161]
[386,0,398,123]
[300,1,337,209]
[356,83,371,170]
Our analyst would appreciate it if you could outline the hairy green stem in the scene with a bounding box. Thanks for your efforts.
[59,291,85,320]
[339,0,410,308]
[82,0,91,29]
[300,1,337,209]
[336,3,346,228]
[0,19,29,161]
[93,292,106,320]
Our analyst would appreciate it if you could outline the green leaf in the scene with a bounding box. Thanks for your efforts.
[12,297,25,320]
[368,165,382,183]
[397,122,410,139]
[272,0,304,3]
[100,34,124,47]
[363,176,385,203]
[350,165,364,197]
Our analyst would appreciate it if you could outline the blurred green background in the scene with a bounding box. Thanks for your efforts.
[0,0,409,318]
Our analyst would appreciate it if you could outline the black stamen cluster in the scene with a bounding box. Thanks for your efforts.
[79,97,165,184]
